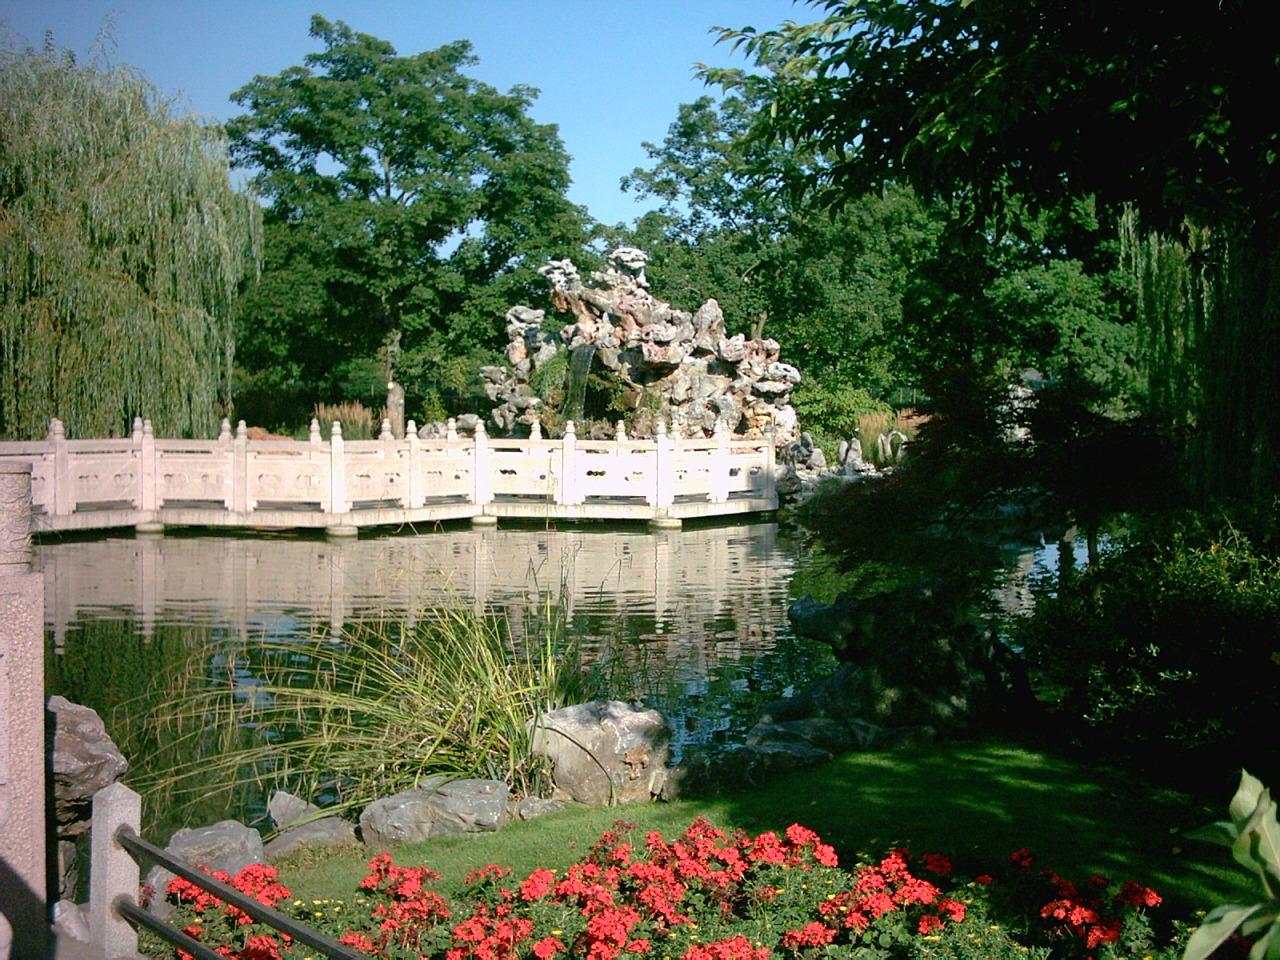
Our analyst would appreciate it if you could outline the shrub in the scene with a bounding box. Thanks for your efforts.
[1017,512,1280,786]
[315,400,383,440]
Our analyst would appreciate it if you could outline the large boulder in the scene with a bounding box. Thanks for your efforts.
[359,778,509,847]
[530,700,670,805]
[47,696,128,836]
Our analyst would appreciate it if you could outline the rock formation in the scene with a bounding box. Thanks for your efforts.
[484,247,802,442]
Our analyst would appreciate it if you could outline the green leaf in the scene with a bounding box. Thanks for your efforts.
[1233,770,1267,823]
[1184,903,1267,960]
[1188,820,1241,848]
[1247,916,1280,960]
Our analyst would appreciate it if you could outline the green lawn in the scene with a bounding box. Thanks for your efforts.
[273,738,1250,916]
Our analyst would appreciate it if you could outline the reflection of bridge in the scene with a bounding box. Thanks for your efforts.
[0,418,776,534]
[37,524,797,670]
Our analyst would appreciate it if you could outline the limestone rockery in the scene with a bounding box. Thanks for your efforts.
[482,246,802,442]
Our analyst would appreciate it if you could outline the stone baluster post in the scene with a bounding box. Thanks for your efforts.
[762,422,777,503]
[529,418,542,440]
[49,417,70,517]
[653,420,674,508]
[561,420,579,506]
[712,419,731,503]
[327,423,356,539]
[136,420,163,534]
[89,782,140,959]
[232,420,250,514]
[472,421,495,525]
[406,420,423,508]
[0,459,48,959]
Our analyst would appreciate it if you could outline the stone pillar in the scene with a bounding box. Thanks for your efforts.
[560,421,579,506]
[327,421,358,538]
[0,459,49,959]
[471,421,496,525]
[387,380,405,440]
[89,782,140,960]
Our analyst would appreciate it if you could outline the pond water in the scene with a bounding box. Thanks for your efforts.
[38,519,834,835]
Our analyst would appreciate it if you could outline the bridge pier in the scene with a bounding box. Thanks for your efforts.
[648,517,682,530]
[471,514,499,527]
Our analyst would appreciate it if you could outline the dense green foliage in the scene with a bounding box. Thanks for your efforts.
[1019,513,1280,790]
[228,16,592,425]
[706,0,1280,501]
[0,39,260,439]
[618,89,1141,451]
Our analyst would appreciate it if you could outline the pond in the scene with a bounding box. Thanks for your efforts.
[38,519,834,838]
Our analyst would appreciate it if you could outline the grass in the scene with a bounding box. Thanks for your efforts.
[271,739,1251,917]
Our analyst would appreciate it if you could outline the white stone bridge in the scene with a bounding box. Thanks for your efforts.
[0,417,777,534]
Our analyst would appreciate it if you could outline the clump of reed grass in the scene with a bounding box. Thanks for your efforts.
[138,595,607,824]
[858,407,926,465]
[314,400,383,440]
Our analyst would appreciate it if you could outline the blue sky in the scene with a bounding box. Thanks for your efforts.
[0,0,801,226]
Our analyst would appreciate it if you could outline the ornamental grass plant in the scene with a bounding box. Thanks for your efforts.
[136,591,612,828]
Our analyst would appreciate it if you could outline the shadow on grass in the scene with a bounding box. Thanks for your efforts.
[278,738,1250,917]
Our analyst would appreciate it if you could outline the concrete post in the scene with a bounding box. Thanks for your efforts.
[0,459,48,960]
[89,782,140,960]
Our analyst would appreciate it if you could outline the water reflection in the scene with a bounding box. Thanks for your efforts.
[39,521,834,765]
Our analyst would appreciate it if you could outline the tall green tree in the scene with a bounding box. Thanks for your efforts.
[707,0,1280,500]
[0,38,260,439]
[228,16,591,415]
[620,90,1137,443]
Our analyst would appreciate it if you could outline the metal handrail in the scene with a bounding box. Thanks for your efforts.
[115,825,369,960]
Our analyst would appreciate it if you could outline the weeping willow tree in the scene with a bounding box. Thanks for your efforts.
[0,39,261,439]
[1121,211,1280,503]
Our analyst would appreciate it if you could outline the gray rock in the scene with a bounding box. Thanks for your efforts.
[359,778,509,847]
[51,900,91,944]
[530,700,670,805]
[512,797,566,821]
[746,717,856,754]
[146,820,264,918]
[662,741,833,799]
[48,696,128,836]
[265,817,358,860]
